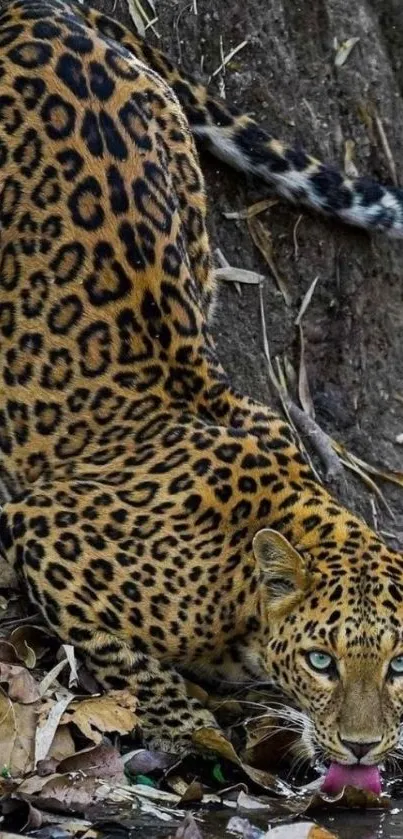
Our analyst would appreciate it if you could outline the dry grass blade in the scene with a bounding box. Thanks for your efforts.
[295,275,319,326]
[258,287,322,483]
[333,445,403,489]
[373,105,398,187]
[211,39,248,79]
[297,325,315,418]
[125,0,159,38]
[62,644,78,688]
[258,282,280,391]
[357,101,376,144]
[248,217,292,305]
[35,692,74,766]
[293,215,303,259]
[283,354,297,393]
[344,139,359,178]
[334,448,396,517]
[295,276,319,418]
[334,37,360,68]
[223,199,277,220]
[38,657,68,696]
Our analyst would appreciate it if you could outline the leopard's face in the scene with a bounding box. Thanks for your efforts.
[254,528,403,767]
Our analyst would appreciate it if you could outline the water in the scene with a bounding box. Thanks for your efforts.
[97,801,403,839]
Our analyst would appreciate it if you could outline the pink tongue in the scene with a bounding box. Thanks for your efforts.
[321,762,382,796]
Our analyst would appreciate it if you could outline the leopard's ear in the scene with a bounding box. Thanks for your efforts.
[253,528,310,608]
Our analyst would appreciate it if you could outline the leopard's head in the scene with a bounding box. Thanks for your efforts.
[253,525,403,791]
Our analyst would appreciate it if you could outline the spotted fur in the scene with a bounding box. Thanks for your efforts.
[0,0,403,762]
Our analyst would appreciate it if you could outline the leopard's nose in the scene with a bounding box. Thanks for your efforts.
[341,739,381,760]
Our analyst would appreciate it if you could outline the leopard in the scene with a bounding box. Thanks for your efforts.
[0,0,403,792]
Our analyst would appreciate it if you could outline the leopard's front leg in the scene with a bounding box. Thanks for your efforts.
[75,630,220,753]
[1,483,221,754]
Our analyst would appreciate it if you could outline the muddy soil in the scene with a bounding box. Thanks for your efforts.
[103,0,403,548]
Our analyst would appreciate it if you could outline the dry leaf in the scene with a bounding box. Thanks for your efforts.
[308,828,339,839]
[0,662,40,704]
[334,37,360,67]
[47,725,76,764]
[124,748,177,775]
[18,773,114,813]
[58,743,125,783]
[240,761,294,797]
[215,267,264,285]
[167,776,204,803]
[63,691,137,743]
[0,799,43,830]
[223,199,278,220]
[191,727,240,763]
[214,247,242,296]
[0,693,37,775]
[9,626,51,669]
[0,833,40,839]
[0,643,19,665]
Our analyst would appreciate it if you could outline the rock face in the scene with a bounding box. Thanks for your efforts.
[107,0,403,546]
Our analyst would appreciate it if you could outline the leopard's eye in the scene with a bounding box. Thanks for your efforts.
[389,655,403,676]
[306,650,336,674]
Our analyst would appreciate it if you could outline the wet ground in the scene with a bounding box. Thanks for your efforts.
[99,802,403,839]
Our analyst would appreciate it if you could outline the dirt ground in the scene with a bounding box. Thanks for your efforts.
[101,0,403,551]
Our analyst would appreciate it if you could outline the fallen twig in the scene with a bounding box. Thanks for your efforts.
[285,400,344,481]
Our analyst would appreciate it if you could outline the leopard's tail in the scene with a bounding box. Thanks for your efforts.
[82,3,403,238]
